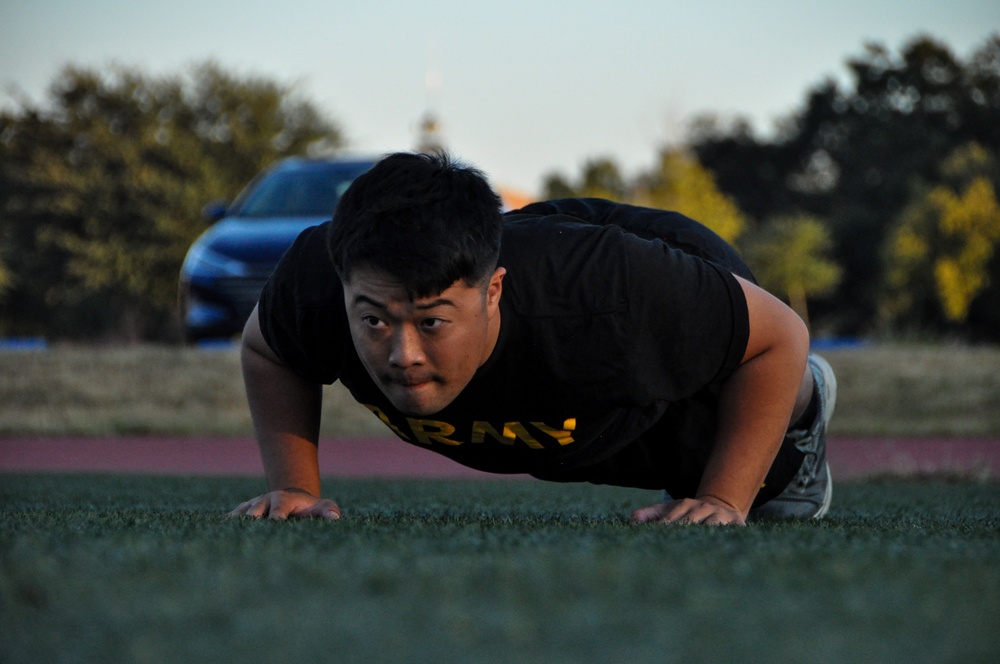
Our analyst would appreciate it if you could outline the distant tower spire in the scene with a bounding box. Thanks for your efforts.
[417,36,445,154]
[417,111,444,154]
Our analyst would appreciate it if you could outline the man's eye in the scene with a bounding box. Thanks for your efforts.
[421,318,444,329]
[361,315,384,328]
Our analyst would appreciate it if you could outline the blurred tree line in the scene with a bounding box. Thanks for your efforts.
[0,62,341,341]
[2,34,999,343]
[545,34,1000,341]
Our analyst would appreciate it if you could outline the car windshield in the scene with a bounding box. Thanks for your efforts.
[231,163,370,218]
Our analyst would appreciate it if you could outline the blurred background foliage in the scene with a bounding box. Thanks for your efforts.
[0,62,340,341]
[545,34,1000,341]
[2,34,999,343]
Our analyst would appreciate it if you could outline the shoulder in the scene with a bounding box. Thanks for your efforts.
[267,222,341,305]
[257,221,347,383]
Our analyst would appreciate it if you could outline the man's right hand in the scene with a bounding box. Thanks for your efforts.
[236,305,331,521]
[229,488,341,520]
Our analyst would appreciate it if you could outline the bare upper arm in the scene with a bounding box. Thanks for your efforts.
[734,275,809,364]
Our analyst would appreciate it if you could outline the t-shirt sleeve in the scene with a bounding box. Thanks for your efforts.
[624,232,750,401]
[257,224,347,385]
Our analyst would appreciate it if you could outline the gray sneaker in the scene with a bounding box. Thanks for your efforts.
[749,354,837,521]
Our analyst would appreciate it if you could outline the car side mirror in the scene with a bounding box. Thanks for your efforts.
[201,200,229,223]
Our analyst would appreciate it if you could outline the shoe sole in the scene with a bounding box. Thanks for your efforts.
[812,462,833,519]
[808,355,836,520]
[809,354,838,428]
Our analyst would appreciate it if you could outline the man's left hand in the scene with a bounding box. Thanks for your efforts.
[631,497,747,526]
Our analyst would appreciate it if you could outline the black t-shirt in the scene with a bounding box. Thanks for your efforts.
[258,199,798,501]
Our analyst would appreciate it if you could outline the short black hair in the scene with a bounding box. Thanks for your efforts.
[327,152,503,296]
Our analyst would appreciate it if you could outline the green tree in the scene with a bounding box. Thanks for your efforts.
[692,34,1000,337]
[541,157,628,201]
[578,157,629,202]
[635,149,746,244]
[541,150,746,244]
[540,172,577,200]
[0,62,341,340]
[743,215,842,330]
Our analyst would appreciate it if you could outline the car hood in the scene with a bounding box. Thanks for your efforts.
[192,215,328,266]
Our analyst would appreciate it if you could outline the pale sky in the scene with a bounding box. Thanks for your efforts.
[1,0,997,194]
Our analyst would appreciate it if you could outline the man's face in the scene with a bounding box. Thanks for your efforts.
[343,266,505,416]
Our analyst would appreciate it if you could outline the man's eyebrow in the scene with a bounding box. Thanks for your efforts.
[351,294,456,309]
[352,294,386,308]
[415,298,456,310]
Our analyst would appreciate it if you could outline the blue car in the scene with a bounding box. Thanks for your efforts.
[178,156,375,342]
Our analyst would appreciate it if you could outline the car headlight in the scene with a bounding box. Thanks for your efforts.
[183,244,250,279]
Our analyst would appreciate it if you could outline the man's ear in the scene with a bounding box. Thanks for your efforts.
[486,267,506,308]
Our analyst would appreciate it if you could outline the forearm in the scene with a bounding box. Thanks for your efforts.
[697,343,807,515]
[241,313,324,496]
[697,276,810,516]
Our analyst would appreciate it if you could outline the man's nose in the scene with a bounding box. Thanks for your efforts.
[388,325,426,367]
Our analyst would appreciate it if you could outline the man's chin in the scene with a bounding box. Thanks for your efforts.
[392,401,445,418]
[385,384,450,417]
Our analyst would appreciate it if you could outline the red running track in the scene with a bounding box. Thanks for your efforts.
[1,437,998,480]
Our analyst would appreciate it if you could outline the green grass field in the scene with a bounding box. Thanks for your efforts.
[2,344,999,662]
[2,474,999,663]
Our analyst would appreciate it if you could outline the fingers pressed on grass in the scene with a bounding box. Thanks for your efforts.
[630,503,668,523]
[304,501,341,520]
[228,496,341,521]
[226,496,279,519]
[227,499,259,519]
[631,500,746,526]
